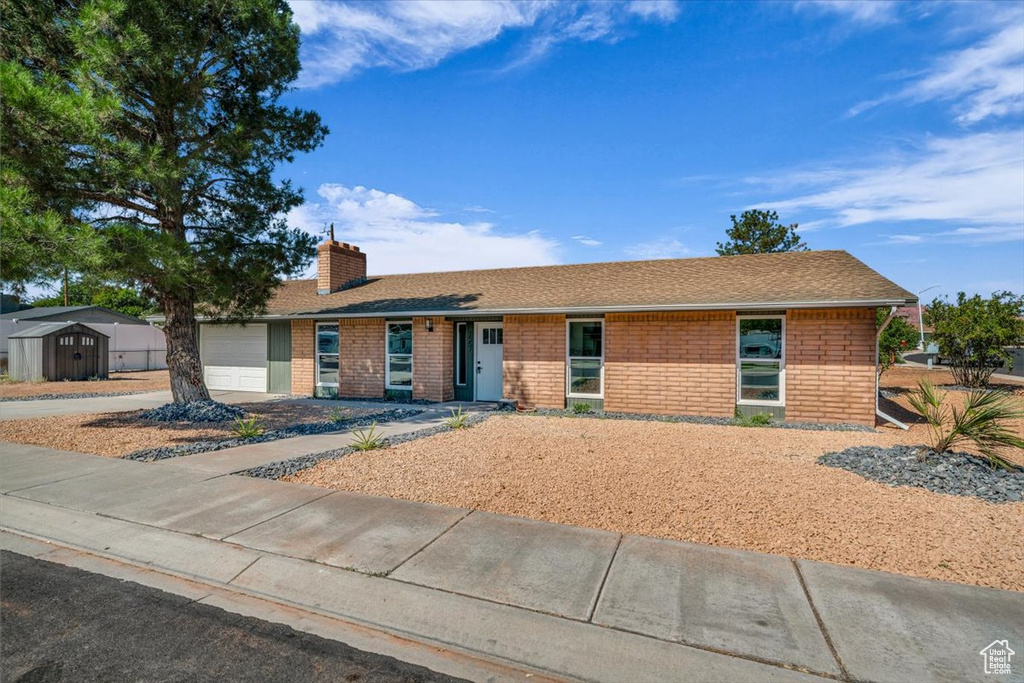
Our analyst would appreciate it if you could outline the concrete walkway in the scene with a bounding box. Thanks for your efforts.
[153,407,473,475]
[0,389,287,420]
[2,443,1022,682]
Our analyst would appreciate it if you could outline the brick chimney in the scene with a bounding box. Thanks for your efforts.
[317,241,366,294]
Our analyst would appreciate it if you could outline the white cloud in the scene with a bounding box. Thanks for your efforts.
[624,237,692,259]
[626,1,680,22]
[849,20,1024,124]
[750,131,1024,245]
[934,225,1024,244]
[884,234,926,245]
[289,0,680,86]
[289,184,560,274]
[571,235,602,246]
[794,0,899,25]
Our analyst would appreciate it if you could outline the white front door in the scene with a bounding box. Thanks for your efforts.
[474,323,503,401]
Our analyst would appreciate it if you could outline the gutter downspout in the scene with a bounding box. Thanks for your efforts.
[876,306,909,430]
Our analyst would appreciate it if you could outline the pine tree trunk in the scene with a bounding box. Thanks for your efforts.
[162,293,210,403]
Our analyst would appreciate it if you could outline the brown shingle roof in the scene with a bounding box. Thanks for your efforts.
[263,250,915,318]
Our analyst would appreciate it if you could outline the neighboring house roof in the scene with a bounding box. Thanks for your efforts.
[0,305,148,325]
[261,250,916,319]
[7,321,110,338]
[895,305,932,333]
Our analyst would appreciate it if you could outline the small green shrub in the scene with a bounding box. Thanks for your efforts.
[328,406,350,423]
[0,373,12,384]
[87,375,101,382]
[907,380,1024,469]
[351,422,384,451]
[443,406,469,429]
[733,410,772,427]
[572,402,593,414]
[233,415,265,439]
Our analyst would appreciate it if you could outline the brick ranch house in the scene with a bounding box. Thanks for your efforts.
[195,240,916,426]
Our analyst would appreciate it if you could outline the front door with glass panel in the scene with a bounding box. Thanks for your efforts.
[474,324,503,401]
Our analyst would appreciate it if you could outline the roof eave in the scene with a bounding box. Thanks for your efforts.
[168,297,917,323]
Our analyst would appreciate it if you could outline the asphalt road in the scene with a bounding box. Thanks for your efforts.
[0,551,466,683]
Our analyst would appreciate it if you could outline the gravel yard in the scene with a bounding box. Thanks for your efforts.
[0,370,169,400]
[0,402,375,458]
[287,413,1024,592]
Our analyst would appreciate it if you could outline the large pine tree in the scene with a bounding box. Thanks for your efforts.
[2,0,326,402]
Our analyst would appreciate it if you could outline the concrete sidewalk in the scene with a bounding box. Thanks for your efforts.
[2,443,1021,682]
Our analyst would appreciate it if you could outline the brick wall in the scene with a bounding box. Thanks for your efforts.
[337,318,385,398]
[290,307,876,423]
[786,308,876,426]
[412,316,453,402]
[290,319,315,395]
[604,311,735,416]
[503,314,566,409]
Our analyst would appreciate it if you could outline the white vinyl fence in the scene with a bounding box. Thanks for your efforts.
[0,320,167,373]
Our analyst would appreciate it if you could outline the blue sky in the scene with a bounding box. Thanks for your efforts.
[280,0,1024,301]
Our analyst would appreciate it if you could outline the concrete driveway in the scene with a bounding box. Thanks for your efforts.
[0,390,286,420]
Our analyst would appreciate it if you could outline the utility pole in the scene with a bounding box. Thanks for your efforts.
[917,285,940,349]
[63,268,69,306]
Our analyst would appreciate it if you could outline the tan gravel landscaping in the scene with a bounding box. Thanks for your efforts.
[0,402,361,457]
[287,413,1024,592]
[0,370,170,399]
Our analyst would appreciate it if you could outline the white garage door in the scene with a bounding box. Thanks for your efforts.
[200,324,267,392]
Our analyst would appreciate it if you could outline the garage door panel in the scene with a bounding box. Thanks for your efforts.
[200,324,267,392]
[238,367,268,392]
[204,366,236,391]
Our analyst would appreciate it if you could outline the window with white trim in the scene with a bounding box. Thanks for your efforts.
[737,316,784,405]
[567,319,603,398]
[316,323,339,386]
[386,321,413,389]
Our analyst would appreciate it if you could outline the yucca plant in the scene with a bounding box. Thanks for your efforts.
[572,402,593,414]
[233,415,265,439]
[328,406,349,423]
[907,380,1024,469]
[351,422,384,451]
[443,406,469,429]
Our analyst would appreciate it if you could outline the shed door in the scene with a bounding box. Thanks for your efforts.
[56,333,99,380]
[200,324,267,392]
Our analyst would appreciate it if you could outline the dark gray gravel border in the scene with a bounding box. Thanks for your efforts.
[239,412,491,480]
[320,395,438,405]
[123,408,423,462]
[0,389,156,403]
[140,400,245,423]
[819,444,1024,504]
[522,408,875,432]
